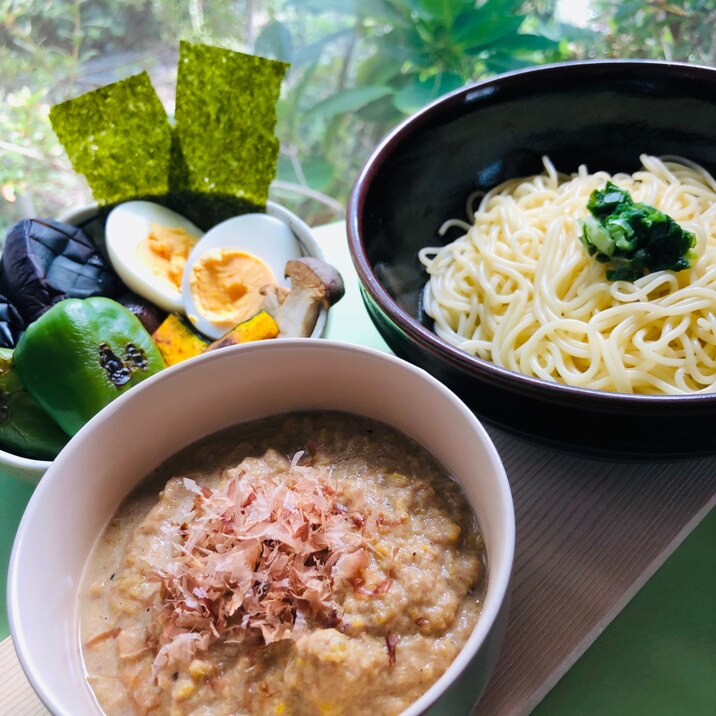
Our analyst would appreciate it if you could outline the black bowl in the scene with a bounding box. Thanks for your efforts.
[347,60,716,458]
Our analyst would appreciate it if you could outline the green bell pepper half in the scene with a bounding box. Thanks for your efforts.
[0,348,69,460]
[14,297,166,436]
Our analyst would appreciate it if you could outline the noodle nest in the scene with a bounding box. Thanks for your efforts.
[419,155,716,395]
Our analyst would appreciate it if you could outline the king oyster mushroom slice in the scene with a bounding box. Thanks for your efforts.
[261,257,345,337]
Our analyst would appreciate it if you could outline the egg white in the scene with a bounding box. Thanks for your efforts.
[105,201,203,313]
[182,213,303,339]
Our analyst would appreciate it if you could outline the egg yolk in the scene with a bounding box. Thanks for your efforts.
[189,248,275,332]
[137,223,198,290]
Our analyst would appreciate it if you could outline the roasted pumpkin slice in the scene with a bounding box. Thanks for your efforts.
[152,313,210,366]
[204,310,279,352]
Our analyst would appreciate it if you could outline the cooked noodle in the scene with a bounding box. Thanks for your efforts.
[419,155,716,394]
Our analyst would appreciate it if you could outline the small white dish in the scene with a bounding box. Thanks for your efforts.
[0,200,327,485]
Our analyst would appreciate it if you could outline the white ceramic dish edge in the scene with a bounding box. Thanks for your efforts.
[8,339,515,716]
[0,200,329,484]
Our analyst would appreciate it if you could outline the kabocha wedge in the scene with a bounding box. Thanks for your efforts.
[204,310,279,352]
[14,297,165,436]
[152,313,210,366]
[152,310,280,366]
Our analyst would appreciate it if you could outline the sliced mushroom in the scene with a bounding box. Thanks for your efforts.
[261,257,345,337]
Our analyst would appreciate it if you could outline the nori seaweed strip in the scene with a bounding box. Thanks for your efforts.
[49,72,173,205]
[171,42,289,210]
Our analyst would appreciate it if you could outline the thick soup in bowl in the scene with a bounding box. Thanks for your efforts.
[80,411,487,716]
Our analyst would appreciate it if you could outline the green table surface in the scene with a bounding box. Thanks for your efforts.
[534,511,715,716]
[2,222,714,715]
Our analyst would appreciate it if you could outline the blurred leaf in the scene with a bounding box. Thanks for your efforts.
[613,0,646,22]
[355,51,405,85]
[277,153,297,183]
[484,32,560,53]
[353,0,408,23]
[291,28,354,66]
[403,0,427,13]
[301,156,334,192]
[356,93,402,123]
[478,0,526,15]
[277,60,321,138]
[415,0,473,20]
[393,72,463,114]
[284,0,357,14]
[322,112,345,160]
[453,13,526,50]
[662,3,690,17]
[309,85,393,120]
[540,20,598,43]
[377,28,428,64]
[255,20,294,62]
[276,154,333,192]
[484,52,539,73]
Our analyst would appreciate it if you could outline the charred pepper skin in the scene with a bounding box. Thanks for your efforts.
[14,297,166,436]
[0,348,68,460]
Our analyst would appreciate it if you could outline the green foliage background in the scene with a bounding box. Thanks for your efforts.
[1,0,714,232]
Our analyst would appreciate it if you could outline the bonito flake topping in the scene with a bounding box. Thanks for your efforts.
[147,451,368,676]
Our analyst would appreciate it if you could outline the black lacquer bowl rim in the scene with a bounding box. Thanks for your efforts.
[347,60,716,421]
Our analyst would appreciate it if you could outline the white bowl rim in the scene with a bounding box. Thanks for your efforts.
[0,199,326,478]
[8,338,515,716]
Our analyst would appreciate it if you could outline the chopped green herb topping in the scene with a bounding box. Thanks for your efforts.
[171,41,289,210]
[49,73,173,205]
[579,181,697,282]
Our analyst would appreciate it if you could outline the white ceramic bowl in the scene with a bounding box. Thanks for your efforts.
[0,200,328,484]
[8,340,514,716]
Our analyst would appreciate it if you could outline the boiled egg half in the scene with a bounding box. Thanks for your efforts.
[182,213,303,339]
[105,201,203,313]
